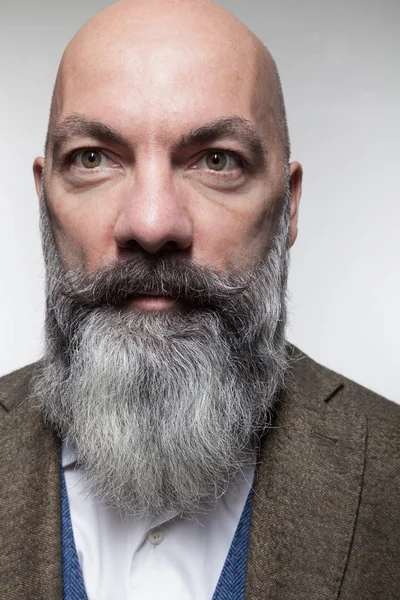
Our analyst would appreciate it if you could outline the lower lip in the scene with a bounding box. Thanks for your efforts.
[129,296,178,311]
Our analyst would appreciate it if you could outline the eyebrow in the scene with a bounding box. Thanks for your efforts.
[49,113,267,170]
[50,114,130,162]
[178,116,267,171]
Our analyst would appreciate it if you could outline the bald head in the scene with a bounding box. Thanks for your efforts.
[35,0,303,279]
[46,0,289,161]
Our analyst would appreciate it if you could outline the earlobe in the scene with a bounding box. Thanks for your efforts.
[33,157,45,199]
[288,161,303,247]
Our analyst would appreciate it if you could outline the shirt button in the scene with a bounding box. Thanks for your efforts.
[147,528,165,545]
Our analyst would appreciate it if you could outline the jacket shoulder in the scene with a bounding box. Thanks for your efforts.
[0,363,37,413]
[288,345,400,427]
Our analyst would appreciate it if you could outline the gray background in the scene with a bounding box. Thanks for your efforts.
[1,0,399,401]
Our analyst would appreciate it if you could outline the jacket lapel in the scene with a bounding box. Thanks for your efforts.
[0,365,62,600]
[245,352,367,599]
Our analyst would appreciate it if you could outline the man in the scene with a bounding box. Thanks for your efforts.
[1,0,399,598]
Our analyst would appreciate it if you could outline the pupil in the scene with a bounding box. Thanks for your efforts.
[206,151,227,171]
[89,153,96,162]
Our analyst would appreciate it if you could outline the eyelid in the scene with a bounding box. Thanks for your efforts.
[68,147,108,164]
[193,149,252,171]
[57,147,123,175]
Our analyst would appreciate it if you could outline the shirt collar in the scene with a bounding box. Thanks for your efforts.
[62,439,78,468]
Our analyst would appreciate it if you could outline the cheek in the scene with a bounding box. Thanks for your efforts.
[47,189,119,271]
[190,188,278,272]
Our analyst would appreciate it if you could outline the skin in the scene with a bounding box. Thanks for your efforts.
[33,0,302,310]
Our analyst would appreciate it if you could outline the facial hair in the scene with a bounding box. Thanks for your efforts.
[31,183,291,517]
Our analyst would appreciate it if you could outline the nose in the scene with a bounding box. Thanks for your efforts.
[113,166,193,255]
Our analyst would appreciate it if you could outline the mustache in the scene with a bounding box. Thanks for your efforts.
[55,254,257,312]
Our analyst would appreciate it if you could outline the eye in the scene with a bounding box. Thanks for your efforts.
[71,149,108,169]
[206,152,228,171]
[200,151,241,172]
[81,150,102,168]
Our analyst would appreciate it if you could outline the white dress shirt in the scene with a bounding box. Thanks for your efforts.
[63,444,255,600]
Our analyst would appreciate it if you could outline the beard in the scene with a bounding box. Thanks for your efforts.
[31,182,291,517]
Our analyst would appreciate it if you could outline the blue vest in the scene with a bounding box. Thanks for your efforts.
[61,468,252,600]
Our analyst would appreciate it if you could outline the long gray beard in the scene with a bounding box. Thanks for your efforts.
[32,185,291,516]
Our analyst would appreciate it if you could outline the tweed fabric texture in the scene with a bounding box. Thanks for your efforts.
[245,347,400,600]
[212,489,253,600]
[1,347,400,600]
[61,466,89,600]
[0,364,62,600]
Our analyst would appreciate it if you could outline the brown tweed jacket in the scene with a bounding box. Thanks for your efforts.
[1,347,399,600]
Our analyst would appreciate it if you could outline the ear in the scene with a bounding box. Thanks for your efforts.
[33,157,45,199]
[288,161,303,247]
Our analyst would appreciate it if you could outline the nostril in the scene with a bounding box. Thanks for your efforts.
[116,237,188,255]
[116,238,192,260]
[114,217,193,255]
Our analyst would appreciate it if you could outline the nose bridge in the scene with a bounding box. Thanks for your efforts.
[114,150,192,254]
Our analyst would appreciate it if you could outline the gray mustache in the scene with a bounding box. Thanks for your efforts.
[57,255,253,312]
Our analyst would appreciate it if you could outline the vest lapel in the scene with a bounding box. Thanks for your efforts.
[0,365,62,600]
[245,352,367,599]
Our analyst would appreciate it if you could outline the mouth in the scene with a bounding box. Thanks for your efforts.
[128,294,180,311]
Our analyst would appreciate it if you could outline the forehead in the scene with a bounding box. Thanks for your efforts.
[57,35,263,140]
